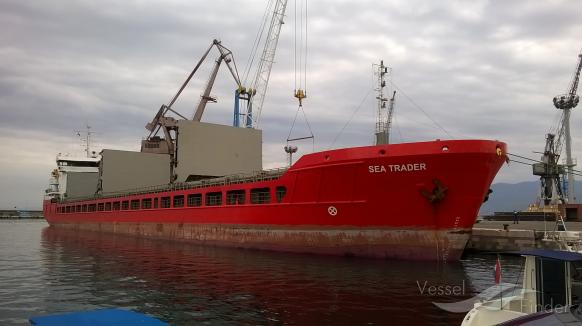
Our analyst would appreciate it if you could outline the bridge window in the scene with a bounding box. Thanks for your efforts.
[174,195,184,208]
[251,188,271,204]
[130,200,140,210]
[112,202,120,211]
[227,190,245,205]
[187,194,202,207]
[105,203,111,211]
[154,198,159,208]
[97,203,104,211]
[82,204,87,212]
[121,201,129,210]
[206,192,222,206]
[88,204,96,212]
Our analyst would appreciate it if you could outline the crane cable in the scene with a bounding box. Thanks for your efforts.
[389,80,453,139]
[507,152,582,178]
[329,89,374,148]
[287,0,313,151]
[293,0,307,106]
[242,0,275,86]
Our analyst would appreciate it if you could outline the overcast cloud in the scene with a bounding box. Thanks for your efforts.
[1,0,581,209]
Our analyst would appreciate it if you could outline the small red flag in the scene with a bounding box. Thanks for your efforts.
[494,256,501,284]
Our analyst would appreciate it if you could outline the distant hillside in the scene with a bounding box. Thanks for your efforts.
[479,181,582,215]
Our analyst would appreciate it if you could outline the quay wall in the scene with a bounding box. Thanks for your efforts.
[0,210,43,219]
[466,227,576,252]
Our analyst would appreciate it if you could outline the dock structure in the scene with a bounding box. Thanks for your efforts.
[485,204,582,222]
[0,210,43,219]
[467,220,582,253]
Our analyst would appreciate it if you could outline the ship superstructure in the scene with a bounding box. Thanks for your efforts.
[45,127,101,201]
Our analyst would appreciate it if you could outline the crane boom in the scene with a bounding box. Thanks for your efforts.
[553,52,582,110]
[551,51,582,203]
[142,39,241,181]
[244,0,289,128]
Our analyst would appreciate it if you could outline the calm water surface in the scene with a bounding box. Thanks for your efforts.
[0,220,523,325]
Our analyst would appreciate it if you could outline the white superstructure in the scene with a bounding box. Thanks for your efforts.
[45,126,101,200]
[45,153,100,200]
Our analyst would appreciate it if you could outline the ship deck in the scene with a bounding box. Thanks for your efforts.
[63,167,288,203]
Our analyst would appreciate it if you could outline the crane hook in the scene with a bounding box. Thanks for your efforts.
[294,89,306,106]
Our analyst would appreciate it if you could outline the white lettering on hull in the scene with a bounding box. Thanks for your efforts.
[368,163,427,173]
[368,165,387,173]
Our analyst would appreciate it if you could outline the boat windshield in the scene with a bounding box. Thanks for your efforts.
[57,160,99,167]
[571,262,582,307]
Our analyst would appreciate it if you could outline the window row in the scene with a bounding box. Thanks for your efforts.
[57,186,287,214]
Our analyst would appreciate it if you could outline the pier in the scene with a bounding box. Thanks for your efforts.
[467,220,582,253]
[0,210,43,219]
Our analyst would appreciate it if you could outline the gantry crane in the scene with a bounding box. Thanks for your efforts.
[533,51,582,204]
[553,51,582,203]
[533,133,565,205]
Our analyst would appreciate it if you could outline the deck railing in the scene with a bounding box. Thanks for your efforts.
[61,167,289,203]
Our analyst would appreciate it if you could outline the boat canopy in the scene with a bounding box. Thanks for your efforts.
[520,249,582,262]
[29,308,166,325]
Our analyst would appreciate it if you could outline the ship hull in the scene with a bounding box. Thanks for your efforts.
[47,222,470,261]
[43,140,507,261]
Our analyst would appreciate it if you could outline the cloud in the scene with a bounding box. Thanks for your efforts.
[1,0,581,209]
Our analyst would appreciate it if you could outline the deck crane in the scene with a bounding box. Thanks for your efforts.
[533,51,582,205]
[142,39,242,180]
[239,0,290,128]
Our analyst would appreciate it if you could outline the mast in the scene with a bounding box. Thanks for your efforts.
[76,125,95,158]
[374,60,390,145]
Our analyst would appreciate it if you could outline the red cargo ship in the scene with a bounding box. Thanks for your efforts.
[42,32,506,262]
[43,139,506,261]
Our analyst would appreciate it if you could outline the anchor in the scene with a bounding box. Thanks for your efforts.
[420,179,448,204]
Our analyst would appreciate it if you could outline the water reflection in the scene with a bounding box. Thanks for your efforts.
[38,226,491,325]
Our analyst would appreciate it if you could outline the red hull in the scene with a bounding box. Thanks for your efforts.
[43,140,507,261]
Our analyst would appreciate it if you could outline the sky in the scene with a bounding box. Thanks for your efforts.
[1,0,581,209]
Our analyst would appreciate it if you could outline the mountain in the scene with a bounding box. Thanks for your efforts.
[479,181,582,215]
